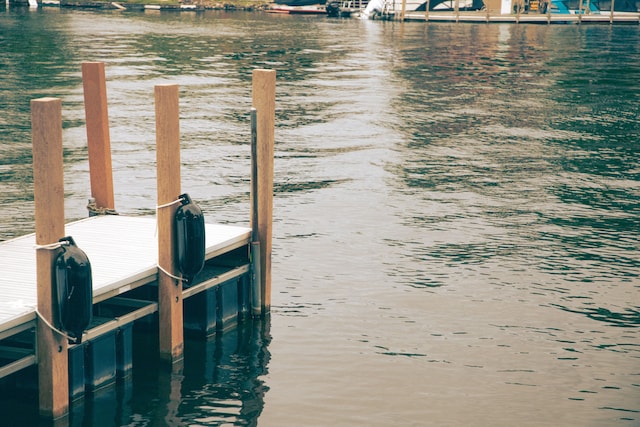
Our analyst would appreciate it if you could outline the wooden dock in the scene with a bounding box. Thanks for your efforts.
[0,63,276,420]
[402,10,640,23]
[0,215,250,379]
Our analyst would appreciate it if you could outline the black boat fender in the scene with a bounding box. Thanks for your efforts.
[174,193,205,286]
[54,236,93,344]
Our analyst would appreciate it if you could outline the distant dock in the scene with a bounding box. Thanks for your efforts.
[3,0,639,23]
[0,62,276,420]
[403,10,640,23]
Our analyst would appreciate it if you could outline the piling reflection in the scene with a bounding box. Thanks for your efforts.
[0,318,270,427]
[121,318,272,427]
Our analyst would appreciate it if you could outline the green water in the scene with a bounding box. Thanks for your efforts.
[0,7,639,426]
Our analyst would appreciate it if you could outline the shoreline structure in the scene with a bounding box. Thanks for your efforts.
[5,0,640,23]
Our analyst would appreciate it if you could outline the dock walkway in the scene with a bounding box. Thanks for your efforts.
[0,215,250,379]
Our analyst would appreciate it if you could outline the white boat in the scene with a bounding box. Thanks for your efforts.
[269,0,328,14]
[326,0,484,18]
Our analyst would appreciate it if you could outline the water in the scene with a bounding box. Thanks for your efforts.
[1,7,639,426]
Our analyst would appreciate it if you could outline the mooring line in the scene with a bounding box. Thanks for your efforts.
[156,198,182,210]
[155,196,188,283]
[157,263,186,282]
[34,240,69,251]
[35,310,78,344]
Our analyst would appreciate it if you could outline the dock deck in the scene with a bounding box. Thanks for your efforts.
[0,215,251,379]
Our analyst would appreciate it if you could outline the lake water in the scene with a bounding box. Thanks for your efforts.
[0,6,639,426]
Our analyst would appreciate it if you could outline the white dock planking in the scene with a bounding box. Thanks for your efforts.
[0,215,250,339]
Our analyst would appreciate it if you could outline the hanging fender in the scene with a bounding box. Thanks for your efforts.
[54,236,93,344]
[174,193,205,285]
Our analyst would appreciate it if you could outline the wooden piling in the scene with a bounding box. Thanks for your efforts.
[251,70,275,314]
[155,84,184,363]
[31,97,69,419]
[82,62,115,212]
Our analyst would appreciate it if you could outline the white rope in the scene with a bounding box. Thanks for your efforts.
[155,195,188,282]
[33,241,79,344]
[34,240,69,251]
[156,198,182,210]
[35,310,78,344]
[157,264,186,282]
[154,197,183,238]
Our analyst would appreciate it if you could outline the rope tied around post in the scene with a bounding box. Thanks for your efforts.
[155,195,188,285]
[156,197,182,211]
[35,310,79,344]
[34,240,70,251]
[33,241,80,344]
[155,193,206,286]
[157,264,185,283]
[87,198,118,216]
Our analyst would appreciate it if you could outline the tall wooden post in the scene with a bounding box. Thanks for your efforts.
[251,70,275,314]
[82,62,115,212]
[155,84,184,363]
[31,97,69,419]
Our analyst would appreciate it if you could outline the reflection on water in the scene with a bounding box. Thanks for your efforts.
[0,319,271,427]
[0,8,639,426]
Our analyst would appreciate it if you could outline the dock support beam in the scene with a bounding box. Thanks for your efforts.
[82,62,115,213]
[31,97,69,419]
[251,69,275,315]
[155,84,184,364]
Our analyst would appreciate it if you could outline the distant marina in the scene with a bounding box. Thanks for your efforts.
[4,0,639,23]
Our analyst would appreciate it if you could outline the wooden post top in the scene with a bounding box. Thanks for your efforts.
[82,61,115,212]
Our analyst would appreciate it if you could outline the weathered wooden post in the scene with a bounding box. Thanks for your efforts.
[82,62,115,214]
[251,70,275,315]
[155,84,184,363]
[400,0,407,20]
[31,97,69,419]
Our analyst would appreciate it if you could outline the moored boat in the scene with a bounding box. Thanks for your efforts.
[268,0,328,14]
[329,0,637,19]
[327,0,485,18]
